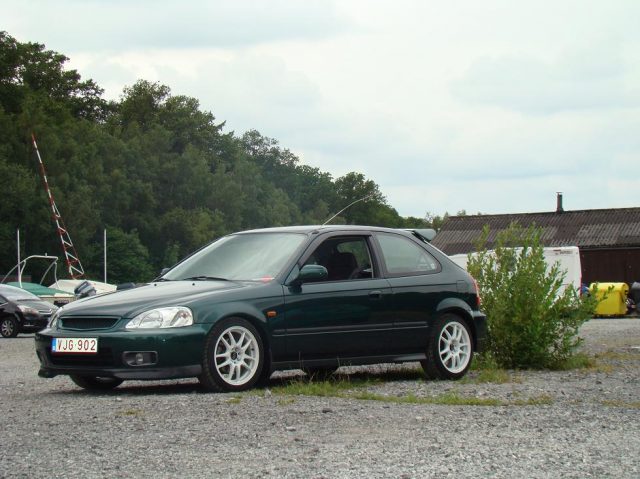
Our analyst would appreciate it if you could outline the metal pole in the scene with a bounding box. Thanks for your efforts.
[103,228,107,283]
[32,133,85,279]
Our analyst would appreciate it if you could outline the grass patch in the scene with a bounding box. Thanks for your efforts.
[601,400,640,409]
[336,365,426,383]
[349,390,504,406]
[270,377,377,397]
[270,377,550,407]
[548,353,596,371]
[463,353,517,384]
[512,394,554,406]
[226,396,242,404]
[594,350,640,362]
[276,397,296,406]
[472,350,618,375]
[471,352,501,371]
[117,408,144,417]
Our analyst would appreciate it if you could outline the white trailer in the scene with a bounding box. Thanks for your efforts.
[449,246,582,294]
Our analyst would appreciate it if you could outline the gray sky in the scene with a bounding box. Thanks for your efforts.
[4,0,640,217]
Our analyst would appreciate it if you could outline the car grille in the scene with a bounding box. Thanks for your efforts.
[47,347,116,367]
[59,316,120,330]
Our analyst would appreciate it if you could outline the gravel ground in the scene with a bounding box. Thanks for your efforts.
[1,318,639,478]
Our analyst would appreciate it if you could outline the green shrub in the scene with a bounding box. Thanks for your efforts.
[467,223,598,369]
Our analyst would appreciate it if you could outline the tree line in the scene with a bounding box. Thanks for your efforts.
[0,32,442,283]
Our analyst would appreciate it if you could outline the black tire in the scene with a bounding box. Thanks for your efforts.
[199,318,265,393]
[70,375,124,391]
[303,367,338,380]
[0,316,19,338]
[421,313,473,380]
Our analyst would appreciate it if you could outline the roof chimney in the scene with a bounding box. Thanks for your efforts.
[556,192,564,213]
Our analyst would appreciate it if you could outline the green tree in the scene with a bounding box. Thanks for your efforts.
[0,31,109,120]
[399,216,430,228]
[103,228,154,283]
[333,172,386,225]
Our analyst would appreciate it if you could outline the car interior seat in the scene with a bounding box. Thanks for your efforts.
[326,251,358,281]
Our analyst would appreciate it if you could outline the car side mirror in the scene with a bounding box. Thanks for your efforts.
[160,267,170,276]
[300,264,328,282]
[291,264,328,287]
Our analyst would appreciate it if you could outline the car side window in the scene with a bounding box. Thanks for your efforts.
[303,237,374,281]
[376,233,440,276]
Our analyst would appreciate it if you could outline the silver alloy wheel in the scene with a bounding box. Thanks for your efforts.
[438,321,472,373]
[214,325,260,386]
[1,318,15,337]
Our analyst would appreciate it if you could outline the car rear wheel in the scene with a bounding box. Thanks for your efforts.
[199,318,265,392]
[422,314,473,380]
[0,316,18,338]
[70,375,124,390]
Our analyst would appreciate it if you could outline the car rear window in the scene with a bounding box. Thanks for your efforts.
[376,233,440,276]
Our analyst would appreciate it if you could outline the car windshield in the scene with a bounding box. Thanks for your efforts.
[1,288,41,301]
[164,232,307,282]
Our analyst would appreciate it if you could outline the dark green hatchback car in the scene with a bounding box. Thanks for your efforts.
[35,225,486,392]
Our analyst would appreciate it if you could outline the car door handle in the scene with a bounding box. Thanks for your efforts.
[369,290,383,299]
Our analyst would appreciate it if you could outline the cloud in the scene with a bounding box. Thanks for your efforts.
[6,0,349,51]
[4,0,640,219]
[452,46,640,114]
[385,169,640,218]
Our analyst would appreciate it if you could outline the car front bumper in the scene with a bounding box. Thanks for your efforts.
[21,317,49,333]
[34,324,209,380]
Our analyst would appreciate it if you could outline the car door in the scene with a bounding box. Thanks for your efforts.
[373,231,457,354]
[282,233,394,362]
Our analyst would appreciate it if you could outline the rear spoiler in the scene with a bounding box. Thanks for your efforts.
[404,228,437,243]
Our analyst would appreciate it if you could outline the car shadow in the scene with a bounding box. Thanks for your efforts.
[49,380,203,396]
[47,364,426,396]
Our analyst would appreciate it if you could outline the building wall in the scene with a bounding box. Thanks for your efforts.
[580,248,640,285]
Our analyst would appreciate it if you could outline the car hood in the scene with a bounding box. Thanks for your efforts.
[57,280,260,319]
[18,299,58,313]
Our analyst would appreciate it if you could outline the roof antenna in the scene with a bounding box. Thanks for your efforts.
[322,194,375,225]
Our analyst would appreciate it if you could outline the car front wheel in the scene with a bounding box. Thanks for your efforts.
[70,375,124,390]
[199,318,265,392]
[422,314,473,380]
[0,316,19,338]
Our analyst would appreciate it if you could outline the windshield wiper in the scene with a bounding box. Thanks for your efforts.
[181,275,230,281]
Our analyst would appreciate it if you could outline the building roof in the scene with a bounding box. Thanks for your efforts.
[431,207,640,255]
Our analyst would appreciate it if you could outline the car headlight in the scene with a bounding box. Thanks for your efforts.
[18,304,39,315]
[125,307,194,329]
[48,309,61,328]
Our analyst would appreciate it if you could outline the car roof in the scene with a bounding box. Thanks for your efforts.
[235,225,415,235]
